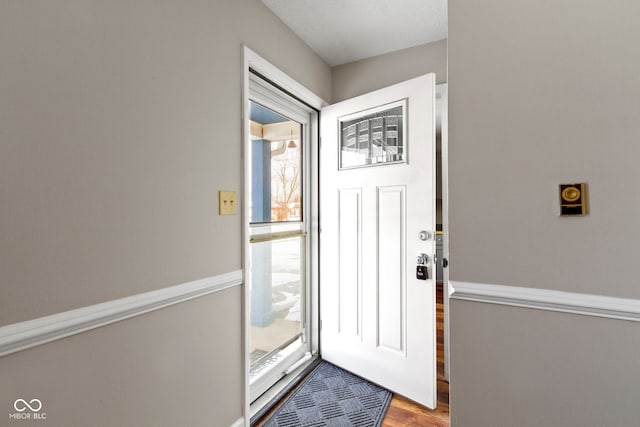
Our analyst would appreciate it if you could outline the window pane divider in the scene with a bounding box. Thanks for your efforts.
[249,230,306,244]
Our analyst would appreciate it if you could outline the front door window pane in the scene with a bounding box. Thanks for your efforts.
[339,100,406,169]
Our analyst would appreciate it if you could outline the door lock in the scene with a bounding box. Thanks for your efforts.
[416,253,429,265]
[416,253,430,280]
[416,265,429,280]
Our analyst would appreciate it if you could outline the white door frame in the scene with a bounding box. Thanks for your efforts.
[436,83,450,382]
[241,47,451,423]
[241,46,327,425]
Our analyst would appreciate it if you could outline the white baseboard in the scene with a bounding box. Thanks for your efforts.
[449,281,640,322]
[230,416,245,427]
[0,270,243,357]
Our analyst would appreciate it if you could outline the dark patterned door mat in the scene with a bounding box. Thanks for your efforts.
[262,360,392,427]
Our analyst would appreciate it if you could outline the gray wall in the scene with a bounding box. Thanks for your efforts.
[449,0,640,425]
[0,0,330,425]
[332,39,447,102]
[448,0,640,296]
[0,289,242,426]
[451,301,640,427]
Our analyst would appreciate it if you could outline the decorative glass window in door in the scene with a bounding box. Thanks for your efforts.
[339,99,406,169]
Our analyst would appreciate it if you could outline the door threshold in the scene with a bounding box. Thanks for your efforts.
[250,356,321,424]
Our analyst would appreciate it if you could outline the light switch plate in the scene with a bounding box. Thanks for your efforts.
[219,191,237,215]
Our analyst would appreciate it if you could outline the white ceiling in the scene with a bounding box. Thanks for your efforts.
[262,0,447,67]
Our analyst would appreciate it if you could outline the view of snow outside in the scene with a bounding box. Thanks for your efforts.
[250,124,303,366]
[271,238,302,323]
[250,237,302,366]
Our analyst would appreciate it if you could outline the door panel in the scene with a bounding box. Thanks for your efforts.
[377,185,406,354]
[320,74,436,408]
[338,188,361,337]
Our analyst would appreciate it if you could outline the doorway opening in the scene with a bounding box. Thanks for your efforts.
[254,80,450,426]
[242,48,324,420]
[243,47,450,425]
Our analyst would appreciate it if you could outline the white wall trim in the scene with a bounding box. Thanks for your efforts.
[243,46,328,110]
[0,270,243,357]
[230,416,245,427]
[449,281,640,322]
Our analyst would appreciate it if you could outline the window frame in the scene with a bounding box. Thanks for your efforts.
[245,70,316,404]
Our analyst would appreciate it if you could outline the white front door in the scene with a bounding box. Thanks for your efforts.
[320,74,437,408]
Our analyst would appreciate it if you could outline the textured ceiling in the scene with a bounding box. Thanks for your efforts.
[262,0,447,66]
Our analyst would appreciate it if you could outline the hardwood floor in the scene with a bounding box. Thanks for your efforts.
[254,284,450,426]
